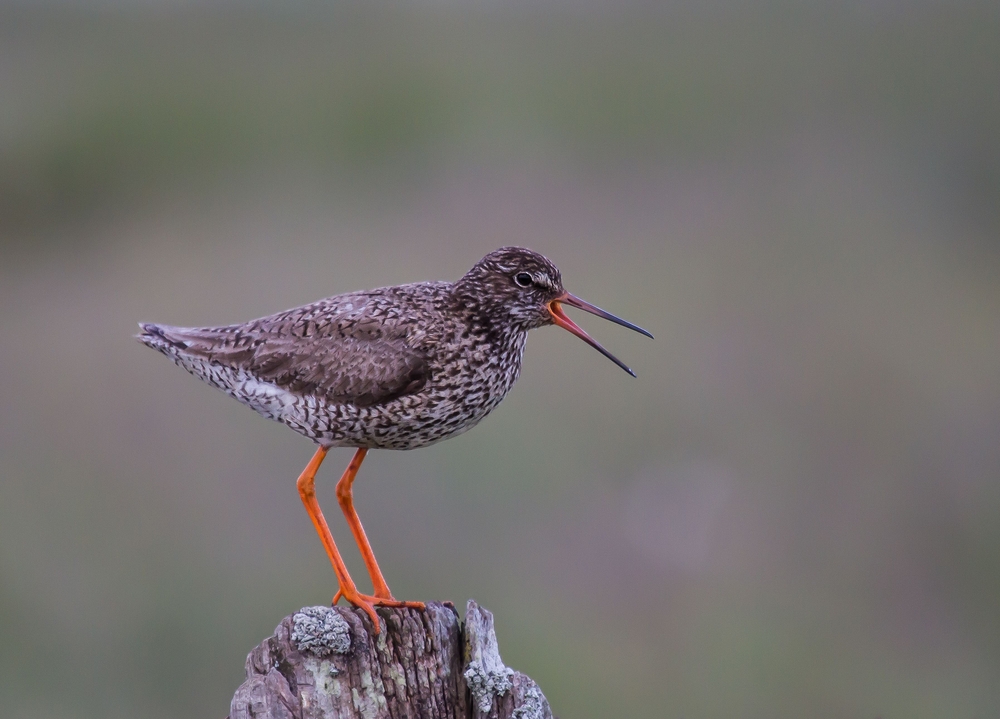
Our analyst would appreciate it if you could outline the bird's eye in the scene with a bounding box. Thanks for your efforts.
[513,272,533,288]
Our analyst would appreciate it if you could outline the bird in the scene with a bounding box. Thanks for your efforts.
[137,246,651,631]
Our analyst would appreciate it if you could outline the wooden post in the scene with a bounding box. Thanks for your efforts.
[229,600,553,719]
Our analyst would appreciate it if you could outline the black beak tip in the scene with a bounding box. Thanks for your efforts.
[627,367,637,378]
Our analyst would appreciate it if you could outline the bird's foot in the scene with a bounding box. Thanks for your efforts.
[332,589,426,632]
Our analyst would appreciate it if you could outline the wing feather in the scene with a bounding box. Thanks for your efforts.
[154,290,435,407]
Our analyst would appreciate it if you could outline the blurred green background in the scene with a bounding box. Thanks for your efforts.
[1,2,999,718]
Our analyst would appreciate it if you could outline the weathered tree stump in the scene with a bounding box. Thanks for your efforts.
[228,600,553,719]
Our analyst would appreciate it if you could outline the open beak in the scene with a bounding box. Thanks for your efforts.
[547,292,653,377]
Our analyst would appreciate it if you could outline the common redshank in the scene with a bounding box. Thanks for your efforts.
[138,246,651,630]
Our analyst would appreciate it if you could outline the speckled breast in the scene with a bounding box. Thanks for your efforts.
[279,328,528,450]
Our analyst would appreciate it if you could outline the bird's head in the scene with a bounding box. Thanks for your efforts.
[455,246,652,376]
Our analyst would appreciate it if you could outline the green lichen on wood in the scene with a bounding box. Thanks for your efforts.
[291,606,352,657]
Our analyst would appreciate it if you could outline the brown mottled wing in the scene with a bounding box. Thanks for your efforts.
[247,323,429,407]
[157,292,433,407]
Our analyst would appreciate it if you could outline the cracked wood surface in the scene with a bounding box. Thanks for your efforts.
[228,600,552,719]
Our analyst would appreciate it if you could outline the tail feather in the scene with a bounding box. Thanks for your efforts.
[136,322,254,402]
[136,322,189,352]
[136,322,250,363]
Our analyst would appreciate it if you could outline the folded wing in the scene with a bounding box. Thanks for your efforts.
[141,293,433,408]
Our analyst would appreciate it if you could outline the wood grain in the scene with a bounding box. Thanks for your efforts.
[229,600,552,719]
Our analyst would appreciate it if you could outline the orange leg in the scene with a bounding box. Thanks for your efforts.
[296,446,422,634]
[336,448,424,609]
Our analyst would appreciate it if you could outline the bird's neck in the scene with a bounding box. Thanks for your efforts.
[445,282,528,396]
[448,282,527,348]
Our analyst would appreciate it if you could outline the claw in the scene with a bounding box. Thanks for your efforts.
[332,588,425,634]
[354,595,382,630]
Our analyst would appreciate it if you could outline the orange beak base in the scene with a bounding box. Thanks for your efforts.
[547,292,652,377]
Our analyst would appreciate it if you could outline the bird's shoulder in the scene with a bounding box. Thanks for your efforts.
[256,282,452,341]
